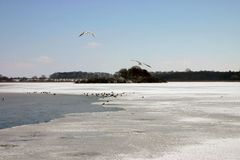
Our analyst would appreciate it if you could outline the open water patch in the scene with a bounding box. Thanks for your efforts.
[0,93,123,129]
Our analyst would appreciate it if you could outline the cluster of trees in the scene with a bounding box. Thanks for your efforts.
[0,74,49,82]
[114,66,165,83]
[54,66,161,83]
[50,71,112,80]
[0,74,11,82]
[75,66,165,83]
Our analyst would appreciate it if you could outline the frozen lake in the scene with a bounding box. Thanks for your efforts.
[0,82,240,160]
[1,82,240,95]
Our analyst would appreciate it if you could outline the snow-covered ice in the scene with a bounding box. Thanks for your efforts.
[0,82,240,160]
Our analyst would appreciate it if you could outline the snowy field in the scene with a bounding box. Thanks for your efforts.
[0,82,240,160]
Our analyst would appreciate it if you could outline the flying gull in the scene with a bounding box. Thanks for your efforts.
[131,60,152,68]
[79,31,95,38]
[131,60,142,65]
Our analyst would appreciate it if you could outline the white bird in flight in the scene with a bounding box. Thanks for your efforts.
[131,60,152,68]
[79,31,95,38]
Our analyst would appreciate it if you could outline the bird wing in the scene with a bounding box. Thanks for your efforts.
[79,31,95,38]
[143,63,152,68]
[79,32,85,37]
[91,32,96,37]
[131,60,142,65]
[84,31,95,38]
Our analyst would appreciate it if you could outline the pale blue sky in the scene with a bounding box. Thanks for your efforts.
[0,0,240,77]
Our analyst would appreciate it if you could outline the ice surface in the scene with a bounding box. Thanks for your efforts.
[0,82,240,160]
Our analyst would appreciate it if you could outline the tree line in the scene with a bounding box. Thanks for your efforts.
[50,71,112,80]
[152,70,240,81]
[1,68,240,83]
[50,67,240,83]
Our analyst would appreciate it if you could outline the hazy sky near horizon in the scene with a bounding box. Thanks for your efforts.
[0,0,240,77]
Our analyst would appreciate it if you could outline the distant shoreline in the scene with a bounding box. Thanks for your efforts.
[2,69,240,83]
[1,80,240,83]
